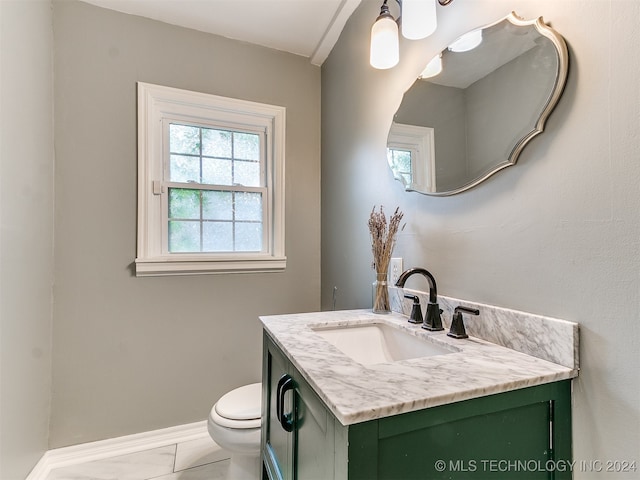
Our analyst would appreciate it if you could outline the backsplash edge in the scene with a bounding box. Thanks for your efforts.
[389,286,579,371]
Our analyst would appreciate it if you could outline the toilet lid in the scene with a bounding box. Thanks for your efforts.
[215,382,262,421]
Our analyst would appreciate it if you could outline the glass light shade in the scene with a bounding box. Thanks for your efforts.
[401,0,437,40]
[370,15,400,69]
[419,53,442,79]
[448,29,483,52]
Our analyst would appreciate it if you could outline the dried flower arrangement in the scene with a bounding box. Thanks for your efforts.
[368,206,405,313]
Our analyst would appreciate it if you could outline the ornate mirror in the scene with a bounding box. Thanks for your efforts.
[387,12,569,196]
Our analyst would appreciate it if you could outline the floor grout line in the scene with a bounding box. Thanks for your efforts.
[172,442,178,474]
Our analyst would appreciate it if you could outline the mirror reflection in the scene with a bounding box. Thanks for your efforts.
[388,12,568,196]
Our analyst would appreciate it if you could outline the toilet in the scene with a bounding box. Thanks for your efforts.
[208,382,262,479]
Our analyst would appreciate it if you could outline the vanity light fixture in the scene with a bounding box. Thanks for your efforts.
[418,53,442,78]
[448,28,483,52]
[370,0,400,69]
[402,0,437,40]
[370,0,454,70]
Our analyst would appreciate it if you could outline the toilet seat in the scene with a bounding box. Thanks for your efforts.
[210,382,262,429]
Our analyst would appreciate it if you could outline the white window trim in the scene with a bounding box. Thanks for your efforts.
[135,82,286,276]
[387,122,436,193]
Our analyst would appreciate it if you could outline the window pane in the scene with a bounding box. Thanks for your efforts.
[202,128,232,158]
[388,148,412,173]
[233,132,260,161]
[169,189,200,219]
[394,150,412,172]
[234,161,261,187]
[170,154,200,183]
[166,125,265,255]
[235,192,262,221]
[202,157,232,186]
[202,191,233,220]
[169,221,200,252]
[235,222,262,251]
[203,222,233,252]
[170,124,200,155]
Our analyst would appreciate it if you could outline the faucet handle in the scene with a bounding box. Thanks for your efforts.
[447,306,480,339]
[404,294,423,324]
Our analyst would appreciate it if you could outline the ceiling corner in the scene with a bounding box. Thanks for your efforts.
[310,0,362,66]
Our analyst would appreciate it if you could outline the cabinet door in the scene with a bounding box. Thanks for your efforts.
[294,370,335,479]
[372,381,572,480]
[263,334,337,480]
[262,336,294,480]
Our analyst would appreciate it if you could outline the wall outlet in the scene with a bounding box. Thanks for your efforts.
[389,258,403,284]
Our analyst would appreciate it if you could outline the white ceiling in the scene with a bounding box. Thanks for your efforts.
[81,0,362,66]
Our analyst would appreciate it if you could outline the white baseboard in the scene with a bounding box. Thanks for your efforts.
[26,420,208,480]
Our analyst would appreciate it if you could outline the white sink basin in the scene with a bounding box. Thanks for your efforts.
[311,323,454,365]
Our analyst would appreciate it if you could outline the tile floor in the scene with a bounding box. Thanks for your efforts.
[44,436,232,480]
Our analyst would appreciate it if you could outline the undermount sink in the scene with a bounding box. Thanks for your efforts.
[311,322,454,365]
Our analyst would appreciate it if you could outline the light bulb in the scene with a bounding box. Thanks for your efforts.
[448,29,483,52]
[419,53,442,79]
[370,14,399,69]
[401,0,437,40]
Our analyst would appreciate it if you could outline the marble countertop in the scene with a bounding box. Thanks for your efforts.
[260,309,578,426]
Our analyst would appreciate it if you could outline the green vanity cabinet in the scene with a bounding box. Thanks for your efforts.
[262,332,572,480]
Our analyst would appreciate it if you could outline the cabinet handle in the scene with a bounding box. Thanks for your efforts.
[276,374,295,433]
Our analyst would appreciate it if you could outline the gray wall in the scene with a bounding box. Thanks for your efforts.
[465,45,556,177]
[322,0,639,476]
[51,1,320,447]
[0,1,54,478]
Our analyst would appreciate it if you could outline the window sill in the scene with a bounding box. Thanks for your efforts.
[135,255,287,277]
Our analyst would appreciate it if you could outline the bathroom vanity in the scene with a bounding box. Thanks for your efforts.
[260,306,579,480]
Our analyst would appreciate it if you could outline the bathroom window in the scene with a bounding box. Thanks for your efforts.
[387,122,436,192]
[387,147,414,186]
[136,83,286,276]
